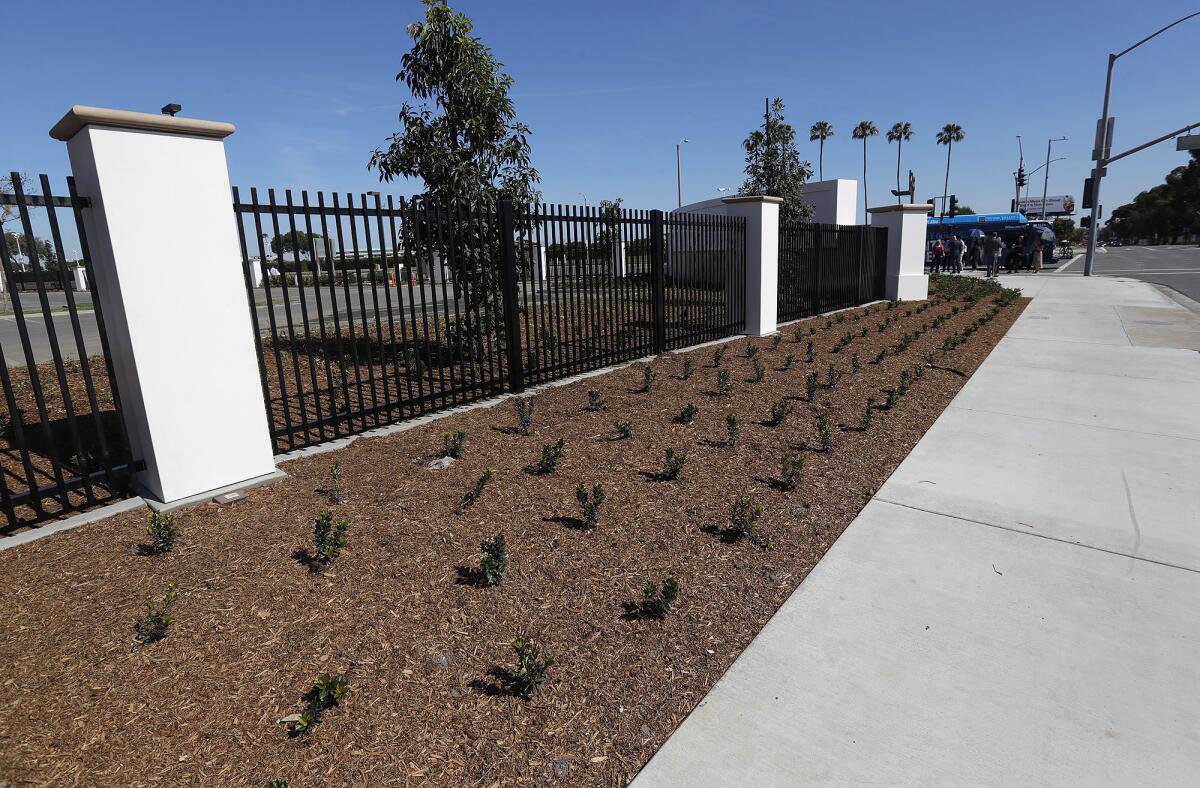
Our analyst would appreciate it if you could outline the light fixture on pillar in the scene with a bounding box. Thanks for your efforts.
[160,103,181,117]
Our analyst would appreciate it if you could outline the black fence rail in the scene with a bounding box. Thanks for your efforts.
[233,191,747,454]
[778,222,888,322]
[0,174,135,531]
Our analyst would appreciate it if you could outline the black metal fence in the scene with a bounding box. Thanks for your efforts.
[0,174,135,531]
[232,190,747,453]
[778,222,888,322]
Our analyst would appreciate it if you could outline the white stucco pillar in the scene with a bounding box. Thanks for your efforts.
[51,106,277,506]
[720,195,781,336]
[867,203,931,301]
[71,265,88,291]
[611,240,627,278]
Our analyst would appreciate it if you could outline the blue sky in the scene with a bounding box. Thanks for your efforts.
[4,0,1200,227]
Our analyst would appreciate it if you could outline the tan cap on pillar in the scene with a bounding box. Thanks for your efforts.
[50,105,236,141]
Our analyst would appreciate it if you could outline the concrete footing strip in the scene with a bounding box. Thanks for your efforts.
[0,496,147,552]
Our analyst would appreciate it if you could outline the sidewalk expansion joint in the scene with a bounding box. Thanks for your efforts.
[946,403,1200,444]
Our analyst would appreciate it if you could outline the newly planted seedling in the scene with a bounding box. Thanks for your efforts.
[133,582,178,645]
[716,369,731,397]
[752,359,766,383]
[613,420,633,439]
[805,341,815,363]
[862,397,875,429]
[770,334,782,350]
[851,352,860,373]
[640,365,656,393]
[329,463,344,503]
[712,346,726,367]
[725,413,739,447]
[536,439,566,474]
[144,511,178,555]
[825,363,839,389]
[576,483,605,528]
[587,389,605,411]
[443,429,466,459]
[729,496,765,546]
[682,358,694,380]
[804,372,819,400]
[290,673,349,736]
[312,510,349,567]
[676,403,699,424]
[782,353,795,370]
[478,532,507,587]
[640,577,680,620]
[746,342,759,359]
[779,454,803,492]
[513,397,534,435]
[816,410,833,452]
[510,639,554,699]
[661,448,686,480]
[461,468,495,509]
[766,399,792,427]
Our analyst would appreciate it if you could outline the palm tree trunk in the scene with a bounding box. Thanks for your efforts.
[862,139,869,222]
[942,141,952,207]
[895,139,902,204]
[819,140,824,181]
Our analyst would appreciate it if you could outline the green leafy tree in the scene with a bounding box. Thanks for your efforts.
[1105,152,1200,241]
[936,123,966,208]
[809,121,834,181]
[852,121,879,220]
[271,229,315,257]
[369,0,540,344]
[738,98,814,222]
[886,122,913,204]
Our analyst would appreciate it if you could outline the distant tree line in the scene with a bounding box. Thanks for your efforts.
[1105,151,1200,241]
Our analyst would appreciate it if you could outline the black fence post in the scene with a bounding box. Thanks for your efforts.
[650,209,666,354]
[815,224,826,314]
[498,200,526,393]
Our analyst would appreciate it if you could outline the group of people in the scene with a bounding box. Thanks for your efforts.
[928,233,1044,278]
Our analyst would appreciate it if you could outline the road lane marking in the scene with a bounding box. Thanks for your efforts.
[1053,254,1083,273]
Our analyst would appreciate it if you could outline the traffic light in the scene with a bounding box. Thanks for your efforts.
[948,195,959,217]
[926,199,936,217]
[1016,167,1027,188]
[1080,216,1091,229]
[1082,177,1095,209]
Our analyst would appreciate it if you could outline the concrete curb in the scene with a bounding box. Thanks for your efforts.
[0,496,147,552]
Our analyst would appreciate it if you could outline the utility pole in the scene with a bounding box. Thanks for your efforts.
[1041,136,1067,219]
[676,138,689,208]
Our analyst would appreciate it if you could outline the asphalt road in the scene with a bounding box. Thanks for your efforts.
[1055,243,1200,303]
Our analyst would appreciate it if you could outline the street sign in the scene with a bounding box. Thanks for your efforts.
[1177,134,1200,151]
[1092,117,1115,161]
[1016,195,1076,216]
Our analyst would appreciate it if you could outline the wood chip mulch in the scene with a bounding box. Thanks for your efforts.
[0,282,1028,786]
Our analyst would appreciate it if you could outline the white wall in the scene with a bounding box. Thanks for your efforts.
[801,179,858,225]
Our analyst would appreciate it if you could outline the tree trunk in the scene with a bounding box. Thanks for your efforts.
[895,139,902,204]
[862,139,869,223]
[818,141,824,181]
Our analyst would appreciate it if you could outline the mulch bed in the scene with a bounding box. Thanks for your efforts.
[0,277,1028,786]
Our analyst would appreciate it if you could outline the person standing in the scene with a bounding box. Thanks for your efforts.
[983,232,1003,278]
[1008,234,1026,273]
[947,234,965,273]
[969,236,983,270]
[930,239,946,273]
[1030,234,1044,273]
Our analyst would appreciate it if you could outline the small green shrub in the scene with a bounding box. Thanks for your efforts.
[783,353,795,370]
[805,341,815,363]
[804,372,819,400]
[809,325,817,336]
[144,511,178,555]
[825,363,839,389]
[676,403,699,424]
[851,352,860,373]
[443,429,466,458]
[640,577,680,619]
[587,389,605,411]
[510,639,554,699]
[779,455,803,492]
[897,370,911,396]
[752,359,766,383]
[725,413,739,447]
[133,582,178,644]
[771,334,782,350]
[716,369,731,397]
[793,326,805,343]
[478,532,507,586]
[682,358,694,380]
[885,387,900,408]
[640,365,656,393]
[862,397,875,429]
[766,399,792,427]
[461,468,495,509]
[729,497,764,545]
[824,319,833,329]
[514,397,534,435]
[576,483,605,528]
[329,462,344,502]
[835,312,845,324]
[290,673,349,736]
[312,510,349,566]
[874,349,887,364]
[614,420,633,439]
[712,346,726,367]
[536,439,566,474]
[816,410,833,452]
[661,448,686,480]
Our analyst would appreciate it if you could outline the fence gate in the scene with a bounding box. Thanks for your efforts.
[0,173,136,531]
[777,222,888,322]
[234,191,748,454]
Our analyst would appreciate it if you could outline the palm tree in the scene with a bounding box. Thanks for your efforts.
[936,123,966,209]
[809,121,834,181]
[851,121,879,221]
[887,122,913,204]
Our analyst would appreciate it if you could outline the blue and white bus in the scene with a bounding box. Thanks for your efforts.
[926,212,1056,267]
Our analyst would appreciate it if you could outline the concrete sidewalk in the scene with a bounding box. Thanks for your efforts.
[634,276,1200,787]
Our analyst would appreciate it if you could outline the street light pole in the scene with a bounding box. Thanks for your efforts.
[1015,135,1024,211]
[676,138,689,208]
[1085,11,1200,276]
[1040,136,1067,219]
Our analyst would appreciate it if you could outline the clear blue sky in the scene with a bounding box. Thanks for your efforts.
[4,0,1200,226]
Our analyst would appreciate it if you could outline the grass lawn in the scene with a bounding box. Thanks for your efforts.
[0,275,1026,785]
